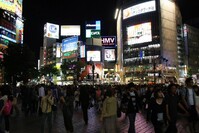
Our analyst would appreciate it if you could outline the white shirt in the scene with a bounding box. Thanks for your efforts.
[188,88,194,106]
[39,86,45,97]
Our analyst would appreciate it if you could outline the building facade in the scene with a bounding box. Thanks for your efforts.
[116,0,182,83]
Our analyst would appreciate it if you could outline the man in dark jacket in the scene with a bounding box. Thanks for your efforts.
[126,83,141,133]
[79,86,90,125]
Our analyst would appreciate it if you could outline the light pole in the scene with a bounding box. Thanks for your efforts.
[92,62,95,86]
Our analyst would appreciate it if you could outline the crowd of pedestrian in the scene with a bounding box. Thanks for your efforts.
[0,77,198,133]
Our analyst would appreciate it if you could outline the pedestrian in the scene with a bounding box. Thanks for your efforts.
[193,85,199,116]
[165,83,189,133]
[40,88,54,133]
[2,95,13,133]
[0,95,8,133]
[60,88,74,133]
[74,88,80,110]
[147,88,167,133]
[79,86,89,125]
[181,77,198,133]
[100,88,117,133]
[126,83,141,133]
[38,84,45,116]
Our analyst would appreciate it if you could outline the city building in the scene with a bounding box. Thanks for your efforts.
[183,24,199,83]
[115,0,183,84]
[0,0,24,83]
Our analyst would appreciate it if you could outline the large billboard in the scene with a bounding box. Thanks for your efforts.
[44,23,59,39]
[123,0,156,20]
[62,36,78,59]
[61,25,80,36]
[85,20,101,38]
[0,0,23,18]
[104,49,116,61]
[127,22,152,45]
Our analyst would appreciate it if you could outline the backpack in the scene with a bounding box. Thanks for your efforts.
[3,100,12,115]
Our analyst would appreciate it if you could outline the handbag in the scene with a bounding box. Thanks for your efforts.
[52,104,57,111]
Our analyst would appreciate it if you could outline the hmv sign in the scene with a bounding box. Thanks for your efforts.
[101,36,116,47]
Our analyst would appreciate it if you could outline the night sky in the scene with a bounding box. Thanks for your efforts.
[22,0,198,61]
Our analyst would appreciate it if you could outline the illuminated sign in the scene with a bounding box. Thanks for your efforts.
[85,20,101,38]
[86,51,101,62]
[44,23,59,39]
[80,45,85,58]
[101,36,116,46]
[61,25,80,36]
[0,0,23,18]
[16,17,24,44]
[123,0,156,19]
[56,43,61,58]
[15,0,23,18]
[104,49,116,61]
[0,34,16,43]
[0,0,15,13]
[62,36,78,59]
[91,30,101,38]
[127,22,152,45]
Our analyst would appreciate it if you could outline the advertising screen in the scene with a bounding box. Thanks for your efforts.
[86,51,101,62]
[127,22,152,45]
[123,0,156,20]
[61,25,80,36]
[44,23,59,39]
[104,49,116,61]
[62,36,78,59]
[62,36,78,53]
[0,0,23,18]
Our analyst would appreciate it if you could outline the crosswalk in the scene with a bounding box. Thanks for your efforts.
[9,106,195,133]
[118,112,154,133]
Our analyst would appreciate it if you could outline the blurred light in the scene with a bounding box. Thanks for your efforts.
[114,8,119,19]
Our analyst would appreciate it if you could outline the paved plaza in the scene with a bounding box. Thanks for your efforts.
[9,105,154,133]
[7,105,197,133]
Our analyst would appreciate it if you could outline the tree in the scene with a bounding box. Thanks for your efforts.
[3,43,37,85]
[40,64,60,83]
[61,59,86,83]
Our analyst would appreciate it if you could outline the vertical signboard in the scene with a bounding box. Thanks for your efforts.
[85,20,101,38]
